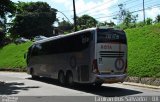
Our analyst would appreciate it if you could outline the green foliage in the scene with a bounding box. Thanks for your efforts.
[126,23,160,77]
[10,1,57,39]
[0,0,16,18]
[115,4,138,29]
[0,42,32,69]
[77,15,98,30]
[135,21,145,28]
[98,21,115,27]
[118,11,138,29]
[58,20,73,32]
[16,1,51,13]
[123,11,137,26]
[155,15,160,23]
[146,18,153,25]
[0,0,16,37]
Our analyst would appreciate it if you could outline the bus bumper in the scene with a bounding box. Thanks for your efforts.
[95,74,127,83]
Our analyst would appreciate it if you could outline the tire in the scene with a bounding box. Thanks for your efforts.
[66,72,74,87]
[30,68,39,79]
[58,72,65,85]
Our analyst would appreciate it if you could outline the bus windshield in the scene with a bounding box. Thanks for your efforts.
[97,29,127,44]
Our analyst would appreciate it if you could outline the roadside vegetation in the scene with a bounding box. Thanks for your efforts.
[0,42,32,69]
[126,23,160,78]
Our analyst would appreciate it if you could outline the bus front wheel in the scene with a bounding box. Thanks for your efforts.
[30,68,39,79]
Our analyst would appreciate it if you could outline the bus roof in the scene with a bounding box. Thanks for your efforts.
[34,27,97,44]
[33,27,123,44]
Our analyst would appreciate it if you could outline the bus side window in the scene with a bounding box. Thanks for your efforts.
[31,45,39,56]
[90,31,94,41]
[36,44,43,55]
[28,46,34,57]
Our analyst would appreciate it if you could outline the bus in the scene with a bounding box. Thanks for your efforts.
[25,27,127,86]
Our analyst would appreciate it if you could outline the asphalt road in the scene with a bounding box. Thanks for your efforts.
[0,72,160,102]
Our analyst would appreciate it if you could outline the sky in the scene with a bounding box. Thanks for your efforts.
[11,0,160,25]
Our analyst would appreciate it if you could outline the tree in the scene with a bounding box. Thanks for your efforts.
[146,18,153,25]
[0,0,15,20]
[10,2,57,39]
[0,0,15,46]
[123,11,138,28]
[155,15,160,23]
[98,21,115,27]
[115,4,138,29]
[77,15,98,30]
[117,4,127,23]
[117,11,138,29]
[58,19,73,32]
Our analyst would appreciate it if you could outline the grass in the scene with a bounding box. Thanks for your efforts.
[0,42,32,69]
[125,23,160,78]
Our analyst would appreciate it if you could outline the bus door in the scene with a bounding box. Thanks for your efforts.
[95,29,127,74]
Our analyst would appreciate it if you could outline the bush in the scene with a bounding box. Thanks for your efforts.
[0,42,32,69]
[136,21,145,28]
[125,23,160,77]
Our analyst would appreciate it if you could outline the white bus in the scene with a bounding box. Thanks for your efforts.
[26,27,127,86]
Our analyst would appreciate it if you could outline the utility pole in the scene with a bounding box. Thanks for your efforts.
[73,0,77,31]
[143,0,145,24]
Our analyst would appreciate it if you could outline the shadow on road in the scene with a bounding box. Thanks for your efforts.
[28,77,142,97]
[0,82,39,95]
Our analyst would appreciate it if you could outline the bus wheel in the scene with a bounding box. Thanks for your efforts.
[30,68,39,79]
[66,72,74,86]
[58,72,65,85]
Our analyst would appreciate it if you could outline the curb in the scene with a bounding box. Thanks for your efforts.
[0,68,26,72]
[125,76,160,87]
[123,82,160,89]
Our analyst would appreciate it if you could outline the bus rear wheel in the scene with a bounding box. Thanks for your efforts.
[58,72,65,85]
[66,72,74,87]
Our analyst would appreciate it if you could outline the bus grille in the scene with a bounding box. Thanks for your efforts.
[99,51,124,58]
